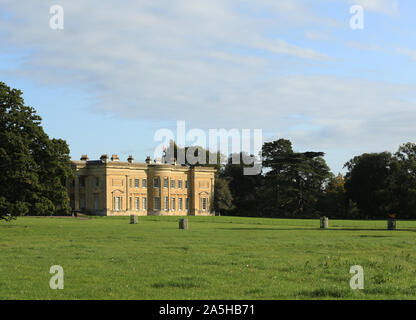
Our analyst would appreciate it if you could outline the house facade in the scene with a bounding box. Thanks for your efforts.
[68,154,216,216]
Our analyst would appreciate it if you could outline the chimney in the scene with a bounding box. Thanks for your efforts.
[111,154,120,162]
[80,154,89,161]
[127,155,134,163]
[145,156,151,164]
[100,154,109,163]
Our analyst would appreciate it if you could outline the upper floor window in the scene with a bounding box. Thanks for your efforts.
[142,179,147,188]
[185,180,188,189]
[95,177,99,187]
[154,178,160,188]
[164,178,169,188]
[178,180,183,189]
[171,179,175,189]
[134,179,140,188]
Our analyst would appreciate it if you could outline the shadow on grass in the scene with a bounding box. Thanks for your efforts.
[152,276,207,289]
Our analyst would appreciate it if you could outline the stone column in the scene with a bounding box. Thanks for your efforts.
[179,218,188,229]
[74,175,80,211]
[320,216,328,229]
[126,175,129,213]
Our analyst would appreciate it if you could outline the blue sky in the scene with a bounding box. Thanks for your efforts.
[0,0,415,173]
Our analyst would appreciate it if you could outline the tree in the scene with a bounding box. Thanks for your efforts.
[317,173,352,218]
[344,152,397,219]
[261,139,331,217]
[213,177,234,215]
[0,82,73,221]
[220,152,263,216]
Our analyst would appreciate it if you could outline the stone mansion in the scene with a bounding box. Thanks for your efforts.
[68,154,216,216]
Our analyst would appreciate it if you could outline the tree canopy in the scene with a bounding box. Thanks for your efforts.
[0,82,73,221]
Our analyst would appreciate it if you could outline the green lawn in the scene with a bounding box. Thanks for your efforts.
[1,216,416,299]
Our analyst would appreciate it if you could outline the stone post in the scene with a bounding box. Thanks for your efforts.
[179,218,188,230]
[130,215,138,224]
[387,219,396,230]
[320,216,328,229]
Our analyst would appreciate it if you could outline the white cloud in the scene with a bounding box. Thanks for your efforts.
[347,0,399,17]
[347,41,383,52]
[396,47,416,61]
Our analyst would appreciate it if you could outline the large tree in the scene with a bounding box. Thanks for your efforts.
[261,139,331,217]
[0,82,73,221]
[343,152,398,219]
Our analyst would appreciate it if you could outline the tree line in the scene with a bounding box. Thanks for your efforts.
[214,139,416,220]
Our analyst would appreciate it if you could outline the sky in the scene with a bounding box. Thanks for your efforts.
[0,0,415,174]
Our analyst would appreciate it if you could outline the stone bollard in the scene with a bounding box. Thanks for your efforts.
[130,215,138,224]
[320,216,328,229]
[387,219,396,230]
[179,218,188,230]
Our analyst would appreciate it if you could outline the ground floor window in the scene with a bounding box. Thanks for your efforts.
[179,198,183,211]
[114,196,121,211]
[186,197,189,210]
[202,198,207,211]
[171,198,176,211]
[164,196,169,211]
[94,196,99,210]
[143,197,147,211]
[135,197,140,211]
[154,197,161,210]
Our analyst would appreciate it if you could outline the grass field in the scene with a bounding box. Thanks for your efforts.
[1,216,416,300]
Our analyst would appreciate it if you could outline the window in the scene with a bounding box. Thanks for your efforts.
[171,198,176,211]
[114,197,121,211]
[154,178,160,188]
[129,179,132,188]
[80,195,86,209]
[154,197,161,210]
[80,177,86,187]
[142,179,147,188]
[164,178,169,188]
[134,179,140,188]
[179,198,183,211]
[94,196,99,210]
[185,180,188,188]
[129,197,132,210]
[135,197,140,211]
[178,180,183,189]
[95,177,99,187]
[171,179,175,189]
[202,198,207,211]
[164,196,169,211]
[142,197,147,211]
[186,198,189,210]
